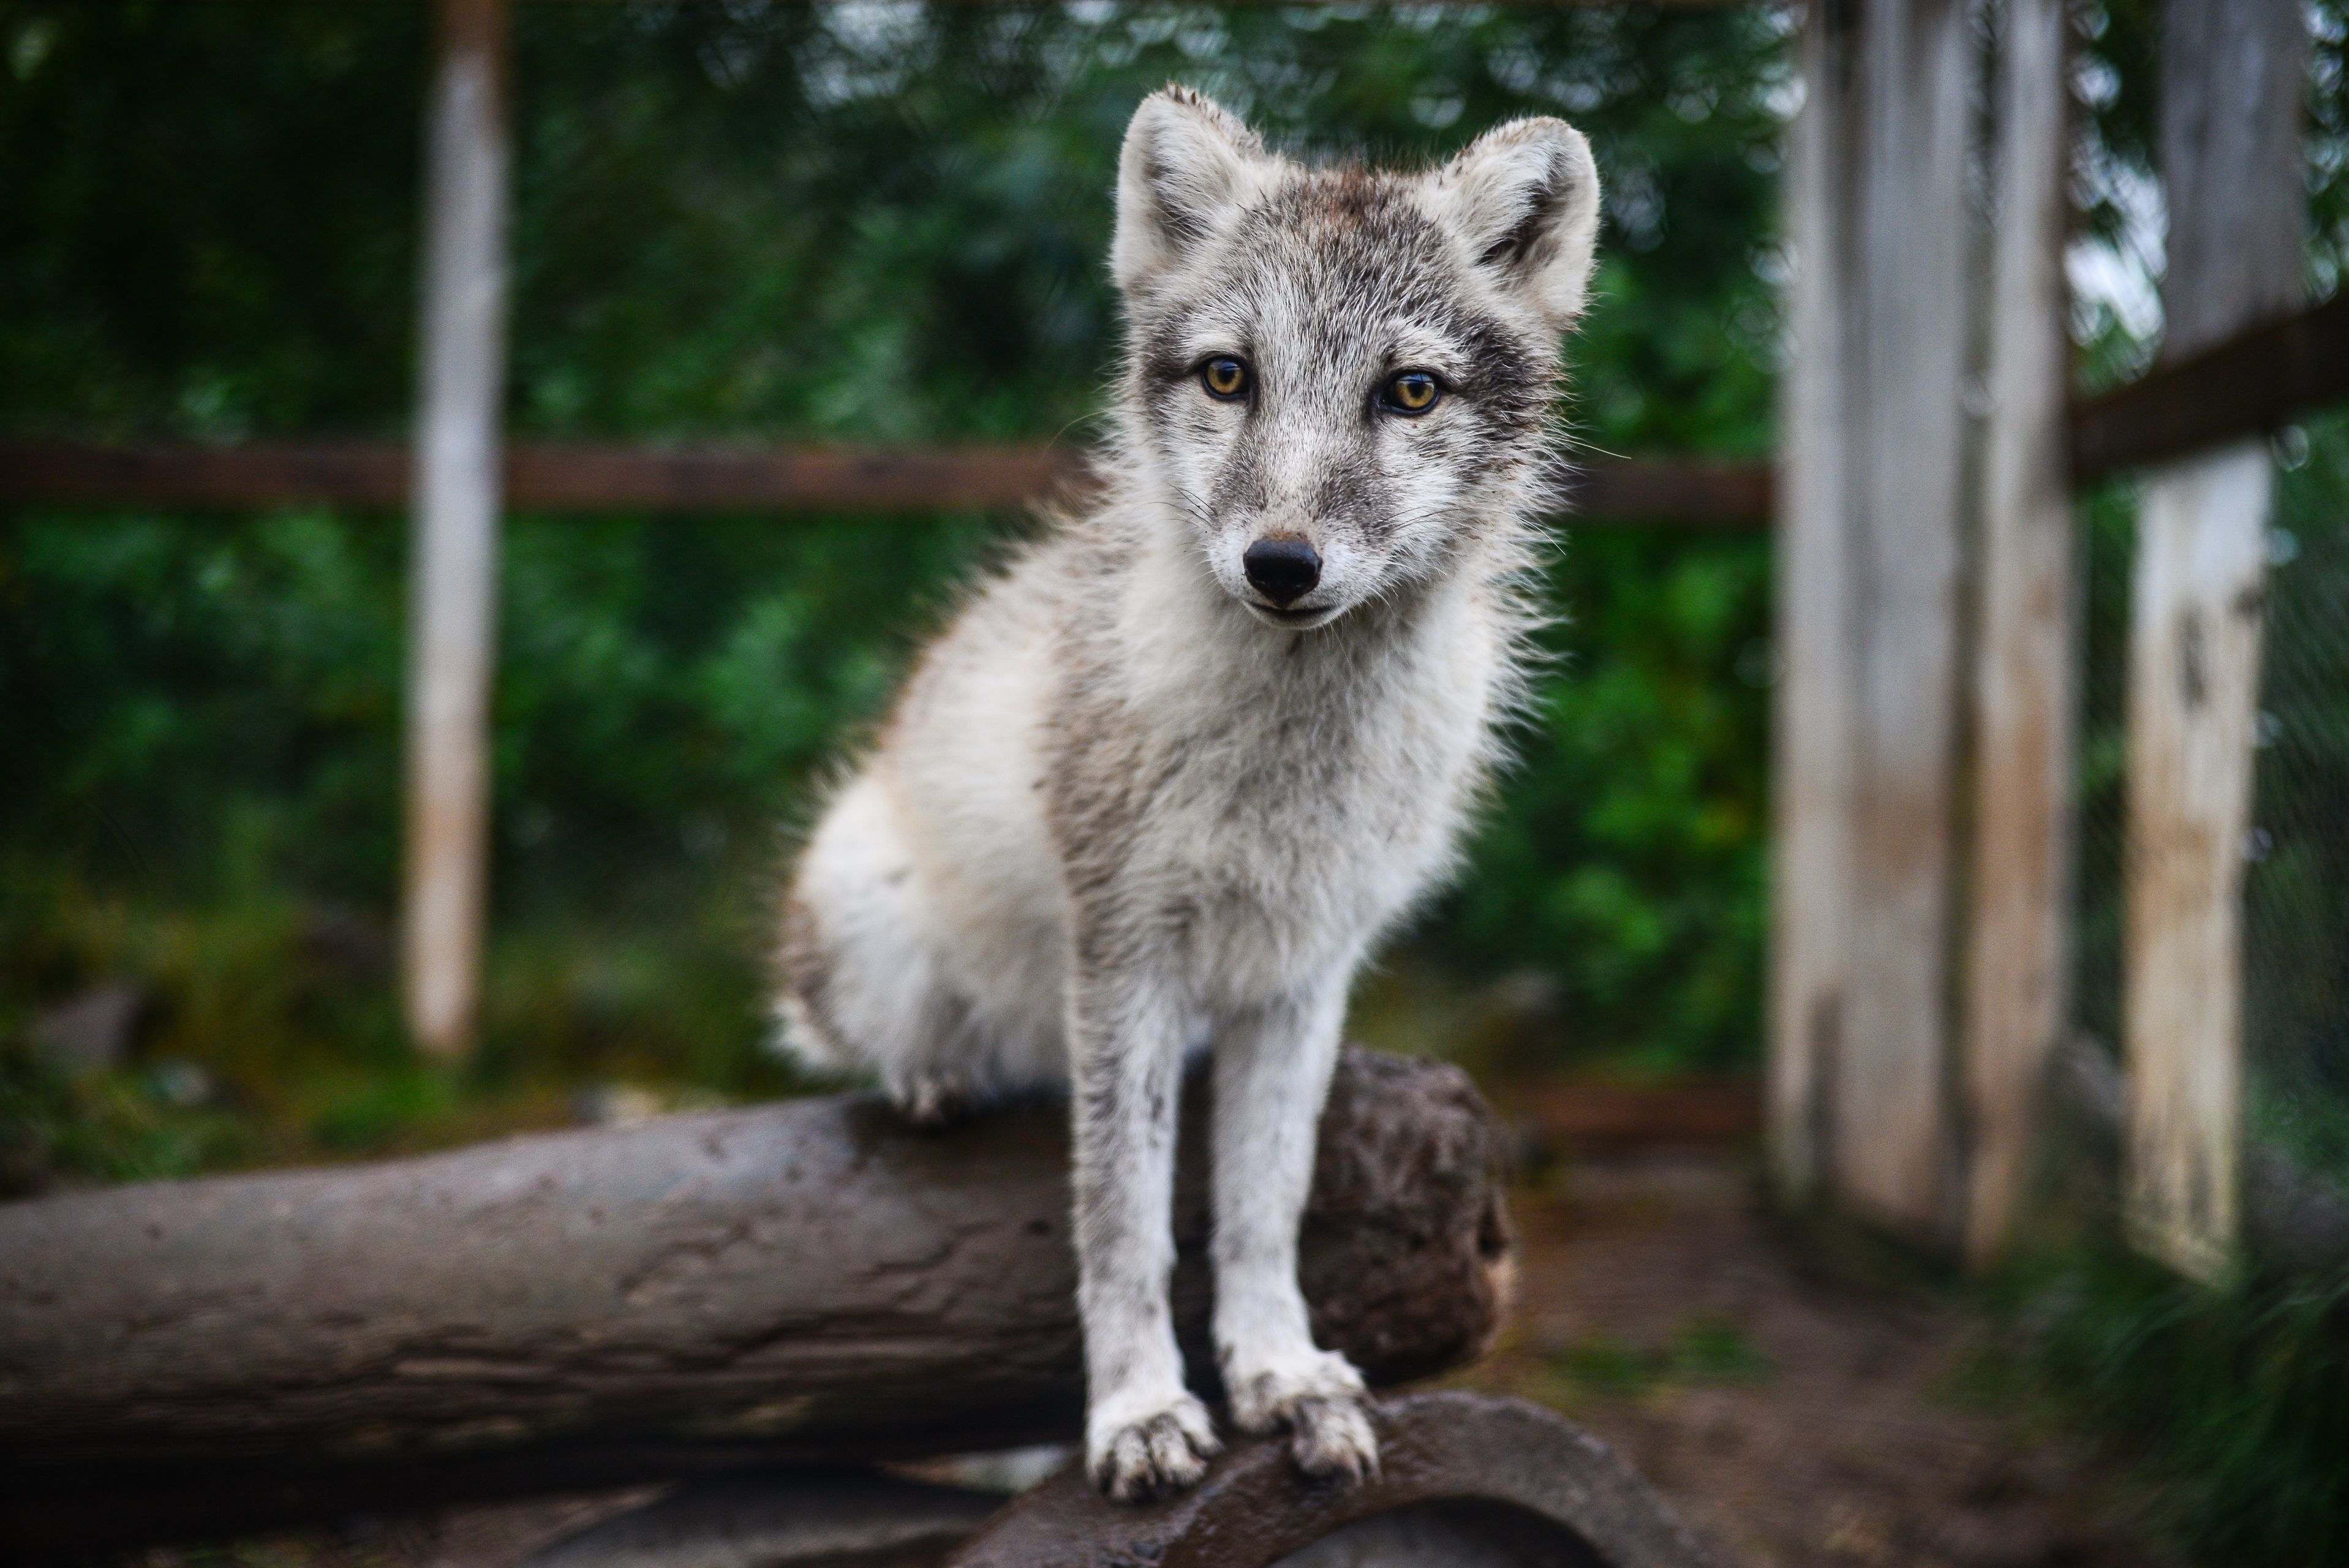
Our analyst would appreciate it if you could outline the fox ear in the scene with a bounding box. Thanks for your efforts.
[1424,118,1602,331]
[1114,86,1272,295]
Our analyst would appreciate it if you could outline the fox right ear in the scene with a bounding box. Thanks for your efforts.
[1113,86,1271,295]
[1424,117,1602,332]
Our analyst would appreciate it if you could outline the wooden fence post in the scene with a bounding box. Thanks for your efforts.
[2122,0,2306,1280]
[402,0,512,1060]
[1961,0,2075,1264]
[1774,0,1975,1235]
[1768,0,1856,1203]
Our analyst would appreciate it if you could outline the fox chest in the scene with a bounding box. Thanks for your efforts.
[1104,660,1498,995]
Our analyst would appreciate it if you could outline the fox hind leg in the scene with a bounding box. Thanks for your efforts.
[776,772,980,1123]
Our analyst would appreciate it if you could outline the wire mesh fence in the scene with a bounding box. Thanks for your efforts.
[2244,410,2349,1186]
[2071,406,2349,1202]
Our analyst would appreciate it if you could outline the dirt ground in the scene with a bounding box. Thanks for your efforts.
[135,1155,2166,1568]
[1450,1156,2165,1568]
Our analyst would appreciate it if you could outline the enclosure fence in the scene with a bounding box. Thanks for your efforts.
[3,0,2347,1280]
[1760,0,2349,1278]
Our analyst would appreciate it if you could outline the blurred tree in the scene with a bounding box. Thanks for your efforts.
[5,0,1792,1159]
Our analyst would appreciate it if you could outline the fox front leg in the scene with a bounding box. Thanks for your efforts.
[1068,959,1221,1501]
[1210,970,1378,1482]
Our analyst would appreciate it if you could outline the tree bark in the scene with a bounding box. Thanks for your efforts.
[946,1393,1729,1568]
[0,1049,1510,1555]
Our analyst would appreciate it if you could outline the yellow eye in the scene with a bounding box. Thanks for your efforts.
[1385,371,1440,413]
[1201,357,1250,400]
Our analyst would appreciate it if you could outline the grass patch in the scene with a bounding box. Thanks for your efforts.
[1547,1313,1774,1402]
[0,1038,254,1193]
[0,856,813,1191]
[1986,1246,2349,1567]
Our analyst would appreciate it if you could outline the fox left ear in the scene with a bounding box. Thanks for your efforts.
[1114,86,1275,296]
[1423,118,1602,332]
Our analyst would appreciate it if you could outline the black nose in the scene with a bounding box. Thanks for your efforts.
[1242,537,1321,608]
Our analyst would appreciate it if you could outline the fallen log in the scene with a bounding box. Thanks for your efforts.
[946,1392,1730,1568]
[510,1394,1732,1568]
[0,1049,1510,1554]
[521,1467,1003,1568]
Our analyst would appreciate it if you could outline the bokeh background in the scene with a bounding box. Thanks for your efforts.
[4,4,2349,1561]
[2,1,1791,1170]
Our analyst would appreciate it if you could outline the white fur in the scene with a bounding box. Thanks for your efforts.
[775,87,1600,1502]
[1424,118,1604,331]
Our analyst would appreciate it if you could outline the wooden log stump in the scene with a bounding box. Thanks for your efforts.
[0,1049,1509,1555]
[948,1392,1730,1568]
[511,1395,1730,1568]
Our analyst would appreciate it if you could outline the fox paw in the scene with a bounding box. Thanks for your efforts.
[1226,1351,1379,1484]
[1284,1391,1379,1482]
[1087,1390,1221,1503]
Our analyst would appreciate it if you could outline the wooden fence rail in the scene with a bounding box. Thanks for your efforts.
[0,442,1774,526]
[6,290,2337,526]
[2072,290,2349,483]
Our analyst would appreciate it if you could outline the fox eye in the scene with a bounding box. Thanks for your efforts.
[1382,371,1441,415]
[1200,357,1250,401]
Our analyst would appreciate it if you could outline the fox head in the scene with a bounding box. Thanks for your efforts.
[1111,86,1601,631]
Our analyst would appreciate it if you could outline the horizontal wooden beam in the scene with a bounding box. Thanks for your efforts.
[1523,1076,1760,1152]
[508,442,1078,513]
[0,440,1773,527]
[1567,454,1774,526]
[1,440,411,509]
[14,292,2335,527]
[2070,290,2349,483]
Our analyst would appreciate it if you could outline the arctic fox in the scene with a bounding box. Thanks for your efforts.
[776,86,1601,1501]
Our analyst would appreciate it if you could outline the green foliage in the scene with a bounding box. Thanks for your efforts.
[0,3,427,439]
[2072,417,2349,1195]
[0,1037,249,1196]
[1,1,1786,1170]
[2,2,1792,451]
[1546,1313,1773,1403]
[1441,529,1770,1069]
[2247,409,2349,1185]
[1994,1248,2349,1567]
